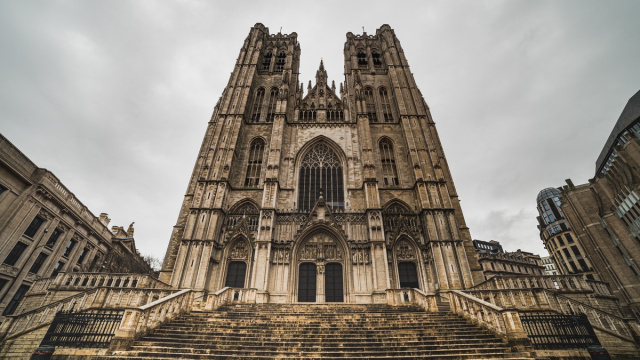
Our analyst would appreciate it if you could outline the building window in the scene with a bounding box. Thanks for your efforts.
[250,88,265,122]
[28,253,48,274]
[45,228,63,248]
[372,51,383,68]
[379,138,399,186]
[63,240,76,257]
[379,88,393,122]
[77,247,89,265]
[298,143,344,211]
[357,51,368,68]
[244,139,265,187]
[364,87,377,123]
[3,242,28,266]
[51,261,65,277]
[266,88,278,122]
[24,216,45,238]
[0,184,6,195]
[2,284,30,316]
[274,51,286,72]
[0,278,8,293]
[261,51,272,71]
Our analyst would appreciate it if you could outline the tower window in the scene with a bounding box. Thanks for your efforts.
[275,51,286,72]
[298,143,344,211]
[379,138,399,186]
[45,228,63,248]
[372,51,383,68]
[266,88,278,122]
[245,139,265,187]
[379,87,393,122]
[250,88,265,122]
[357,51,367,67]
[364,87,377,123]
[261,51,272,71]
[63,239,77,257]
[29,252,48,274]
[2,284,30,316]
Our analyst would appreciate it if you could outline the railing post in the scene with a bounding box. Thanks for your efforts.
[501,310,531,351]
[109,309,141,352]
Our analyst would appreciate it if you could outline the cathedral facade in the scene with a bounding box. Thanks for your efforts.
[159,24,483,304]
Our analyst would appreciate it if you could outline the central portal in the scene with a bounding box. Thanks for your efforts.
[295,231,345,303]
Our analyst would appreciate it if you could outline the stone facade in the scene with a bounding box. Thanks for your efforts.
[545,90,640,321]
[473,240,545,280]
[541,256,558,275]
[159,24,484,303]
[0,134,154,324]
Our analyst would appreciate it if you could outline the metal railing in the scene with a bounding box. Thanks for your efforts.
[41,309,123,349]
[520,313,600,350]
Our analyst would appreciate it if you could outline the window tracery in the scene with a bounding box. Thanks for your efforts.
[379,87,393,122]
[245,139,265,187]
[364,87,377,123]
[250,88,265,122]
[275,51,286,72]
[261,51,272,72]
[372,51,383,68]
[357,51,367,68]
[379,138,399,186]
[266,88,278,122]
[298,143,344,211]
[226,201,260,232]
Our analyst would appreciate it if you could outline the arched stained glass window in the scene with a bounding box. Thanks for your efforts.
[364,87,377,123]
[298,143,344,211]
[379,138,398,185]
[266,88,278,122]
[251,88,265,122]
[379,88,393,122]
[245,139,265,187]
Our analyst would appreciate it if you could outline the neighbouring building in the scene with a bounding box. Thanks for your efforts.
[555,89,640,320]
[159,23,485,303]
[541,256,558,275]
[473,240,545,280]
[0,134,154,323]
[536,187,597,279]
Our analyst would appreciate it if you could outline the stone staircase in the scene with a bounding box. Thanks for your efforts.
[95,303,533,359]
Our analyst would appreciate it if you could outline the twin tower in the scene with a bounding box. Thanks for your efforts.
[159,24,483,303]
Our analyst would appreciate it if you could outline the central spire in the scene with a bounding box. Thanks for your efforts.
[315,59,327,87]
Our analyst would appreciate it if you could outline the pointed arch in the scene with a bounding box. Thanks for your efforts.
[296,138,346,211]
[382,200,418,238]
[245,138,265,187]
[393,235,421,289]
[379,137,398,186]
[261,49,273,72]
[250,87,265,122]
[274,50,286,72]
[372,49,383,68]
[357,49,368,68]
[222,236,252,288]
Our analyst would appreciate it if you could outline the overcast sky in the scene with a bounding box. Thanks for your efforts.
[2,0,639,261]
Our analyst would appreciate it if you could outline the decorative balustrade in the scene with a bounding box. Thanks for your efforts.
[51,272,170,290]
[385,288,437,312]
[0,287,180,341]
[463,289,554,311]
[448,290,530,349]
[109,289,193,351]
[202,287,257,311]
[472,274,611,296]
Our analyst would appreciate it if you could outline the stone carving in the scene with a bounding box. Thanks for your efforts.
[396,239,415,260]
[299,233,342,261]
[229,240,249,260]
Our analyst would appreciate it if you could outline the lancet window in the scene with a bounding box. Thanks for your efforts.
[298,143,344,211]
[261,51,272,72]
[364,87,377,123]
[372,51,383,68]
[266,88,278,122]
[379,87,393,122]
[275,51,286,72]
[250,88,265,122]
[245,139,265,187]
[379,138,399,186]
[357,51,367,67]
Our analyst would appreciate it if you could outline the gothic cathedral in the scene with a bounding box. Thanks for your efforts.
[159,24,483,304]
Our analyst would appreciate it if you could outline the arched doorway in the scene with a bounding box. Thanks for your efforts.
[225,261,247,288]
[325,263,343,302]
[393,238,422,290]
[294,230,346,303]
[298,263,317,302]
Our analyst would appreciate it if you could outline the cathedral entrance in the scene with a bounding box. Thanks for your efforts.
[225,261,247,288]
[324,263,343,302]
[298,263,317,302]
[294,231,346,303]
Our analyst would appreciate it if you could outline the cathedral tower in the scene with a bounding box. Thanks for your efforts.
[159,24,483,303]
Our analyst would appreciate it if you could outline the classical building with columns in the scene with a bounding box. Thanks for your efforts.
[159,23,484,303]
